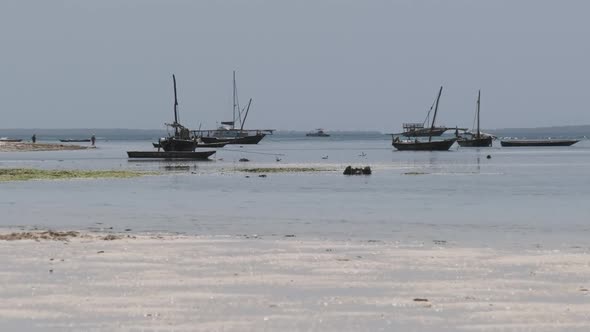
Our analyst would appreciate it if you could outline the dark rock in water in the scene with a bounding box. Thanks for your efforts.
[343,165,372,175]
[258,174,267,178]
[486,155,491,159]
[344,166,352,175]
[239,158,250,162]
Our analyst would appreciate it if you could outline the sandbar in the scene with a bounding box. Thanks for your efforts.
[0,142,89,152]
[1,230,589,331]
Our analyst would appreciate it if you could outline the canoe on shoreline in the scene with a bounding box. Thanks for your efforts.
[500,139,579,147]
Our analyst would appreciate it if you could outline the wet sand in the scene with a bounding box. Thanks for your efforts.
[1,231,589,331]
[0,142,90,152]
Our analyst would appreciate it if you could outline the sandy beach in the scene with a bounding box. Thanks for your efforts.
[1,231,589,331]
[0,142,90,152]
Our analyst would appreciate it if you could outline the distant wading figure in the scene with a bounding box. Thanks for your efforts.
[91,135,96,146]
[32,134,36,143]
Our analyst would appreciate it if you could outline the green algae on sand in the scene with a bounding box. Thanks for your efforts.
[0,230,82,241]
[0,142,88,152]
[239,167,333,173]
[0,168,148,182]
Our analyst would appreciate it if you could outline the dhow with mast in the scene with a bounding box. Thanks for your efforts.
[391,86,457,151]
[457,90,493,147]
[127,74,218,160]
[195,71,274,144]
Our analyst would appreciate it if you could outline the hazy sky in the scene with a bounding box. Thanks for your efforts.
[1,0,589,131]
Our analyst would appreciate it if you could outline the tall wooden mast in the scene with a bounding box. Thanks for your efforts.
[476,90,481,139]
[429,86,443,142]
[232,71,237,130]
[240,98,253,131]
[173,74,179,135]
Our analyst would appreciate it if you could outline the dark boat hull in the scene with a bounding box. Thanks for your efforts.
[457,137,493,147]
[392,138,456,151]
[200,134,266,145]
[127,151,216,159]
[153,141,227,149]
[500,139,579,147]
[157,138,197,152]
[196,142,228,148]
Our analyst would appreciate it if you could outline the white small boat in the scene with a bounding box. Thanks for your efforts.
[306,129,330,137]
[0,137,23,142]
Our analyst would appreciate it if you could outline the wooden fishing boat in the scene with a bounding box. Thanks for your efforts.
[152,141,227,149]
[500,139,579,147]
[392,92,465,137]
[127,151,216,159]
[128,74,221,159]
[392,137,457,151]
[399,123,449,137]
[193,71,274,144]
[156,74,201,152]
[457,90,493,147]
[199,132,266,145]
[457,135,492,147]
[392,86,456,151]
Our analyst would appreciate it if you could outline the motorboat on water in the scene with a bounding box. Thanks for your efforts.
[306,128,330,137]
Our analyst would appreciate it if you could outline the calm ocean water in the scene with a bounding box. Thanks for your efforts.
[1,134,589,248]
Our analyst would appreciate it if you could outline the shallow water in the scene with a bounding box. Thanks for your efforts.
[1,136,590,248]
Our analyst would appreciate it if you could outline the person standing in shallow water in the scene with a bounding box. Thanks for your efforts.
[31,134,36,143]
[91,135,96,146]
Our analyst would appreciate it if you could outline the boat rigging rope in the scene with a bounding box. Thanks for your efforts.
[423,98,437,126]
